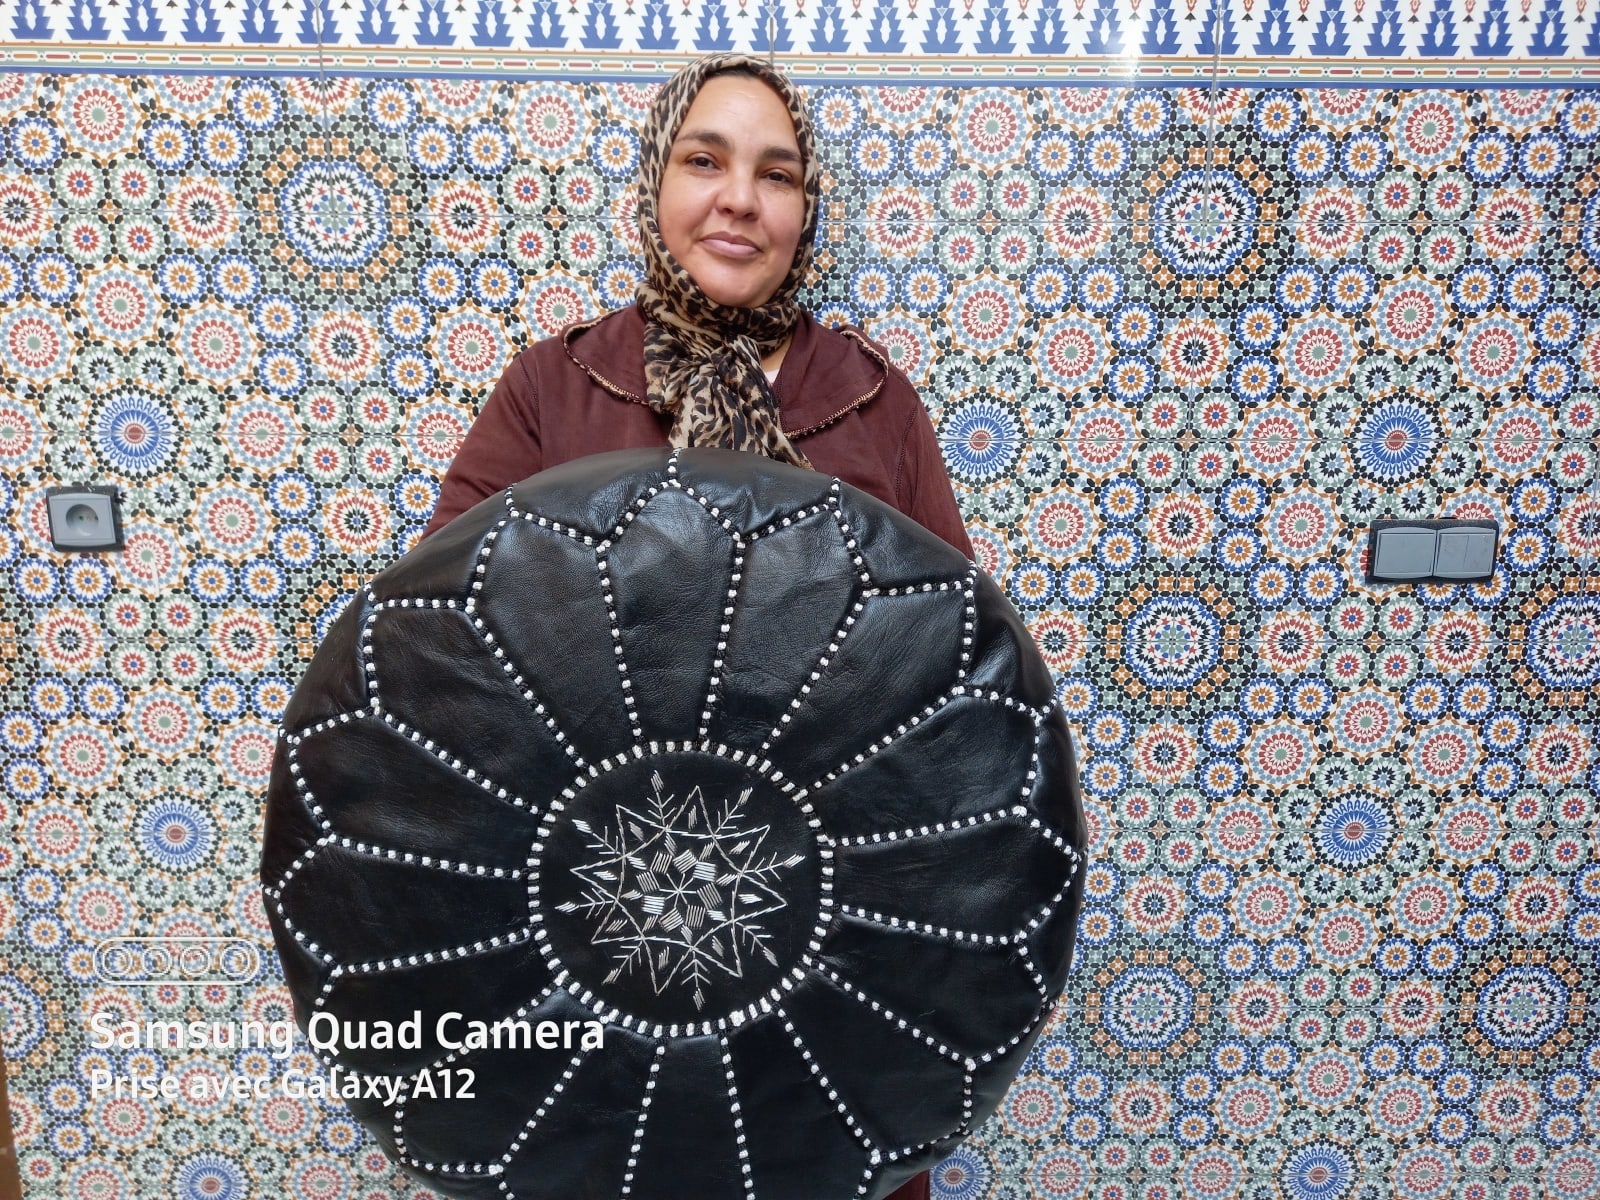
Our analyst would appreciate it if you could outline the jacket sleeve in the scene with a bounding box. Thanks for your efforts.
[422,351,541,539]
[891,375,974,560]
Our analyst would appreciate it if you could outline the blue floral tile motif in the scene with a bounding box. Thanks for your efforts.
[1097,963,1198,1052]
[1122,596,1222,689]
[278,162,389,269]
[1313,794,1396,870]
[174,1153,247,1199]
[1529,598,1600,689]
[1152,170,1258,276]
[941,392,1028,481]
[1354,400,1437,483]
[1282,1141,1357,1199]
[931,1145,991,1198]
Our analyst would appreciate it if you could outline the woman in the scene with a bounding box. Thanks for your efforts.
[424,53,971,565]
[425,53,965,1200]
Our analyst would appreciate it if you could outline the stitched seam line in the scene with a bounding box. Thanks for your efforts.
[892,399,920,509]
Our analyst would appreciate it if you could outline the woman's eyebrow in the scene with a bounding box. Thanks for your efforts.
[676,128,802,165]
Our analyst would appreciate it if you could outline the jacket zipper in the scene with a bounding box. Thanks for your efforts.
[785,378,882,439]
[784,329,885,439]
[562,318,643,403]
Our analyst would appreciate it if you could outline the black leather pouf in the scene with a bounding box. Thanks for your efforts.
[262,447,1085,1200]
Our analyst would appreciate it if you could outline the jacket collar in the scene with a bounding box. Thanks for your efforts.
[562,305,886,438]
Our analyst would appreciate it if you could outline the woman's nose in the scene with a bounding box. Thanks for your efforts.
[715,170,758,216]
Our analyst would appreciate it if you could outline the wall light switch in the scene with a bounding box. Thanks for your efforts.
[1366,520,1498,584]
[1434,529,1497,580]
[1371,528,1438,580]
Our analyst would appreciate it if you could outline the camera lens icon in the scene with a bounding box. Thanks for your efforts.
[95,938,263,986]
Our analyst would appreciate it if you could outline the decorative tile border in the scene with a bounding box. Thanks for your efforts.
[2,0,1599,80]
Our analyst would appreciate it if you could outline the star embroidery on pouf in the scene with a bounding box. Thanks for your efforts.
[559,772,805,1010]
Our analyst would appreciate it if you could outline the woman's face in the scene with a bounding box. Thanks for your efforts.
[657,74,806,310]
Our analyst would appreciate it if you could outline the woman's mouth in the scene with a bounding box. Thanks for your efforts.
[701,234,760,258]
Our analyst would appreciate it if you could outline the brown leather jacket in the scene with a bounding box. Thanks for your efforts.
[424,305,973,559]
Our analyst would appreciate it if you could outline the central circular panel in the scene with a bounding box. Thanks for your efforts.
[535,750,823,1027]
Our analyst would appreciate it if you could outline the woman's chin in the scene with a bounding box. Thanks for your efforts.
[686,265,778,309]
[698,284,769,309]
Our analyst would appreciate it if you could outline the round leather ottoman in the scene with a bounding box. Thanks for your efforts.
[262,447,1085,1200]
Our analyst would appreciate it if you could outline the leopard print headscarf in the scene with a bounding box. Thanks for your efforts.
[635,54,818,468]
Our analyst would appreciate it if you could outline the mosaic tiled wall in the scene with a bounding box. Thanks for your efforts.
[1,29,1599,1200]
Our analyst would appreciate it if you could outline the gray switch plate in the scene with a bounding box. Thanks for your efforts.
[1435,529,1497,580]
[1366,520,1498,584]
[1371,529,1437,579]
